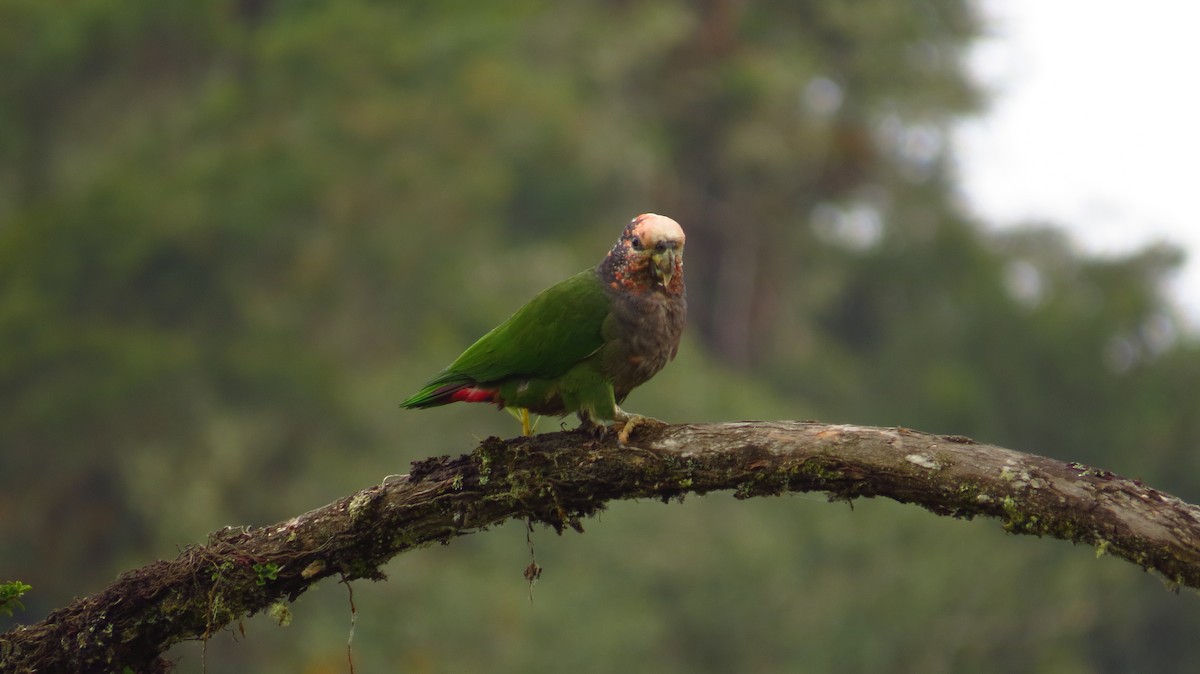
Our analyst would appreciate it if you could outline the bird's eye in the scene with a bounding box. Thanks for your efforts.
[630,236,643,251]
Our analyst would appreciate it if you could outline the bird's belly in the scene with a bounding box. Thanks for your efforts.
[609,295,686,401]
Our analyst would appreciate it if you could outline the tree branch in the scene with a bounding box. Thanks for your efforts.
[4,421,1200,671]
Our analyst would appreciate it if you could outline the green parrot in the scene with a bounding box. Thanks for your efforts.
[402,213,686,441]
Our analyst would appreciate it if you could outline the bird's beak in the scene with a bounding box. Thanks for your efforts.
[651,247,679,287]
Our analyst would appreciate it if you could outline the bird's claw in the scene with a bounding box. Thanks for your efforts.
[577,408,666,445]
[612,413,665,445]
[577,415,609,441]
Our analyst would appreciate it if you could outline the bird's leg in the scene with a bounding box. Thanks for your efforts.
[519,407,532,437]
[611,406,666,445]
[506,407,536,436]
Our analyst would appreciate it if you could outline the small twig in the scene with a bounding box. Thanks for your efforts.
[524,519,542,602]
[342,573,356,674]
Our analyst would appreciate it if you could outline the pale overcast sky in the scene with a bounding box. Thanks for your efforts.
[955,0,1200,326]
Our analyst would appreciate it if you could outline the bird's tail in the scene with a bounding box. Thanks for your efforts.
[401,377,499,409]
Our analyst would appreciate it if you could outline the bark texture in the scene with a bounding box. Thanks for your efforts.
[4,421,1200,672]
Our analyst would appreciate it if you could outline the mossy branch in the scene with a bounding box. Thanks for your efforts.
[4,421,1200,672]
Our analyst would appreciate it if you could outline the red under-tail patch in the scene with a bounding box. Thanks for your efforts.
[450,387,500,405]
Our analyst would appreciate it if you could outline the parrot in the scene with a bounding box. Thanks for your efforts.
[401,213,686,442]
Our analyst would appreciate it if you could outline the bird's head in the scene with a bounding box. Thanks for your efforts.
[603,213,686,295]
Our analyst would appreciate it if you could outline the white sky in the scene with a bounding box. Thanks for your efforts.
[954,0,1200,326]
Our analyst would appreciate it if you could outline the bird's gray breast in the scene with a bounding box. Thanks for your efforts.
[603,288,687,401]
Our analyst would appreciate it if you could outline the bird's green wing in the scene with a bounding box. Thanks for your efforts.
[439,269,610,385]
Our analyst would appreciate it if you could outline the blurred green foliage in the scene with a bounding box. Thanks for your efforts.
[0,582,32,618]
[3,1,1199,672]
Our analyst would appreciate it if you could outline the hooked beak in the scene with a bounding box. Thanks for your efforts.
[651,247,679,287]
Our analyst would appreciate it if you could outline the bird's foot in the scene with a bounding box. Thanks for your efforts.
[577,408,666,444]
[577,414,609,441]
[611,407,666,445]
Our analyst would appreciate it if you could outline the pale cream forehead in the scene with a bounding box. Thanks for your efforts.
[632,213,685,245]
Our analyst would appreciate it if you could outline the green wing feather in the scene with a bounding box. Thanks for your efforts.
[402,270,610,407]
